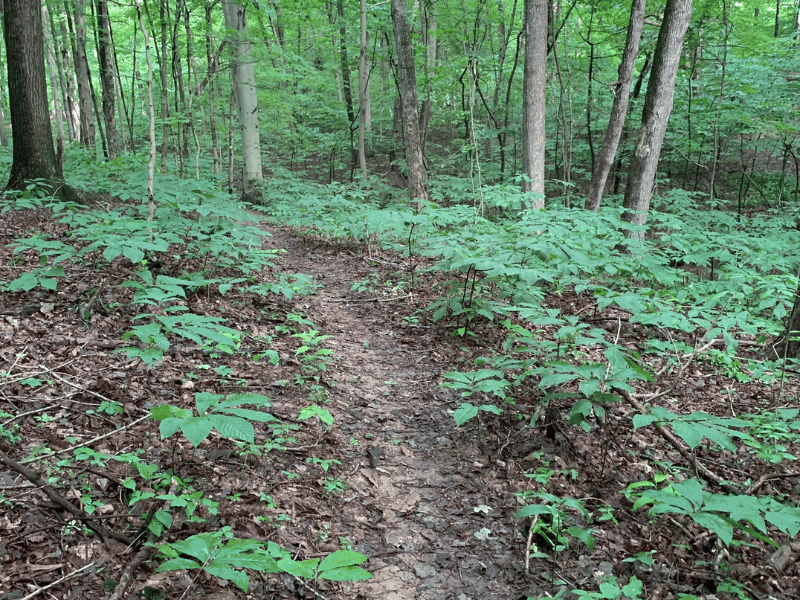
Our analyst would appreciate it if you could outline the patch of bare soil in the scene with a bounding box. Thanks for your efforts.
[0,206,799,600]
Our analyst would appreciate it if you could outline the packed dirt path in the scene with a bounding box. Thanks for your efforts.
[267,228,530,600]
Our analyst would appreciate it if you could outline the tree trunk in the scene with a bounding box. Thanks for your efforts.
[0,86,8,147]
[205,5,220,174]
[390,0,428,202]
[357,0,368,177]
[96,0,117,160]
[159,0,170,173]
[337,0,355,126]
[585,0,645,211]
[69,0,96,150]
[57,16,80,142]
[521,0,547,208]
[223,0,263,201]
[622,0,692,238]
[43,5,65,152]
[135,2,156,220]
[4,0,80,202]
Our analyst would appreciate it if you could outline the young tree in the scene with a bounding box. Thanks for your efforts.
[622,0,693,237]
[357,0,368,178]
[521,0,547,208]
[223,0,263,202]
[68,0,96,149]
[585,0,646,211]
[4,0,80,202]
[390,0,427,201]
[96,0,117,159]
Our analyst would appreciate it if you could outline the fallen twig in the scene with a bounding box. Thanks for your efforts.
[620,390,744,495]
[326,293,413,303]
[0,451,131,544]
[19,561,97,600]
[20,414,150,465]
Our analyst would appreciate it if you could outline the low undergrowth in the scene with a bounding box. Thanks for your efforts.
[1,151,799,598]
[261,171,800,599]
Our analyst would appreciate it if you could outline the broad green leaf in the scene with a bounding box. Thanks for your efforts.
[180,416,215,447]
[454,403,478,427]
[691,512,733,546]
[318,566,373,581]
[318,550,370,571]
[196,392,224,415]
[209,414,255,443]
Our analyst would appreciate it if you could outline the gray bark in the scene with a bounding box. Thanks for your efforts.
[622,0,693,238]
[223,0,263,201]
[390,0,428,202]
[586,0,646,211]
[521,0,547,208]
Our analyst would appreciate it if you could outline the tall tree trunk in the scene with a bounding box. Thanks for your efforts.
[337,0,355,126]
[57,16,80,142]
[135,2,156,220]
[357,0,368,177]
[622,0,692,238]
[419,0,436,155]
[205,4,220,174]
[159,0,170,173]
[0,85,8,147]
[96,0,117,159]
[708,0,729,205]
[585,0,645,211]
[68,0,96,150]
[521,0,547,208]
[390,0,428,202]
[223,0,263,201]
[4,0,80,202]
[44,5,65,153]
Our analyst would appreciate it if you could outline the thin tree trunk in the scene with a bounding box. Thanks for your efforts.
[357,0,368,177]
[136,2,156,220]
[206,5,220,174]
[96,0,117,159]
[0,86,8,147]
[419,0,436,155]
[159,0,170,173]
[337,0,355,126]
[708,0,729,205]
[68,0,96,150]
[57,17,80,142]
[44,5,65,153]
[585,0,645,211]
[390,0,428,202]
[623,0,692,238]
[521,0,547,207]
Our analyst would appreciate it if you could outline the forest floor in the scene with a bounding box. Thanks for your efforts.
[0,203,799,600]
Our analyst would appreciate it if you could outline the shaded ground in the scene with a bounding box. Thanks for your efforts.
[0,204,799,599]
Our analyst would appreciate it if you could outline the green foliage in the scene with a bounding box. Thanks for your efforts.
[572,576,643,600]
[633,407,800,463]
[627,477,800,547]
[155,530,371,593]
[150,392,276,447]
[516,492,595,558]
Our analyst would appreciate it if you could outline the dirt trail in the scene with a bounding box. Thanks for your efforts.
[268,228,529,600]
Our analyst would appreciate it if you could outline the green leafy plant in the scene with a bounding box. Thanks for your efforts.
[155,529,371,593]
[150,392,277,447]
[628,477,800,547]
[572,576,644,600]
[516,492,595,554]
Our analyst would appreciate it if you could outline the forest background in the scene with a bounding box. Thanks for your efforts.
[2,0,800,599]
